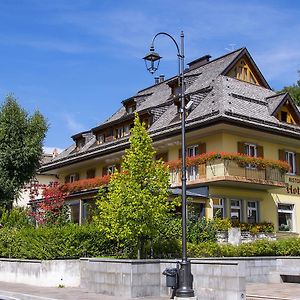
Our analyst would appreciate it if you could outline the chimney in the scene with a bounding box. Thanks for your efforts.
[159,74,165,83]
[154,77,159,84]
[188,55,211,70]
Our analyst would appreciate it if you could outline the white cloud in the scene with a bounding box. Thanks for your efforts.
[62,113,85,133]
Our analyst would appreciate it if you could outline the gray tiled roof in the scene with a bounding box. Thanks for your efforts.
[41,48,300,170]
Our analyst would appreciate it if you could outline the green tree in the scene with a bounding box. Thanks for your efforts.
[0,95,48,208]
[279,71,300,105]
[94,114,175,258]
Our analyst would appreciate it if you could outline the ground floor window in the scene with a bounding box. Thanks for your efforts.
[247,201,258,223]
[278,204,294,231]
[230,199,241,222]
[69,203,80,224]
[213,198,224,218]
[188,202,205,221]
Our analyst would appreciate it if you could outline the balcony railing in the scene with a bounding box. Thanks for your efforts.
[170,159,286,188]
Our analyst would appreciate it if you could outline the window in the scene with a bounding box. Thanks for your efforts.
[213,198,224,218]
[278,204,294,232]
[107,165,117,175]
[69,174,78,183]
[247,201,258,223]
[230,199,241,222]
[285,151,296,175]
[96,133,105,144]
[76,139,84,151]
[115,127,124,139]
[187,145,199,181]
[188,202,205,221]
[245,143,257,168]
[281,111,288,122]
[126,104,136,113]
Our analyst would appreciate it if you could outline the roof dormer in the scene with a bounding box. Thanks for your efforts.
[267,93,300,125]
[122,97,136,114]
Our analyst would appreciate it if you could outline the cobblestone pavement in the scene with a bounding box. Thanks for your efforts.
[246,283,300,300]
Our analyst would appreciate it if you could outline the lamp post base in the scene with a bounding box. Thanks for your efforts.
[175,260,195,298]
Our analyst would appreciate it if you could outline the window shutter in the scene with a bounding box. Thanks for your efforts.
[198,143,206,155]
[257,145,264,158]
[296,153,300,175]
[65,175,70,183]
[237,142,245,154]
[102,166,108,176]
[278,149,285,161]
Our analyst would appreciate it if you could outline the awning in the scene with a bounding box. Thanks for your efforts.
[169,186,209,198]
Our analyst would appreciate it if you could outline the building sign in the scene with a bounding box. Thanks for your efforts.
[286,176,300,195]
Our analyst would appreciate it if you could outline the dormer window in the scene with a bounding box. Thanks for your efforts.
[96,133,105,145]
[76,139,85,151]
[127,104,136,114]
[281,111,288,123]
[114,124,130,139]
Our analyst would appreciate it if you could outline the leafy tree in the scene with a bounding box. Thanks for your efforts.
[94,114,176,258]
[279,71,300,105]
[0,95,48,208]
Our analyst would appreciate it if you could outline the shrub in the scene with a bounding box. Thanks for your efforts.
[0,207,33,228]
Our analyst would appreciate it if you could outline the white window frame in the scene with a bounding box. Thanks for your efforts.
[278,204,295,232]
[230,199,242,222]
[213,198,225,218]
[245,143,257,168]
[107,165,116,175]
[285,151,296,175]
[247,201,258,223]
[69,174,77,183]
[187,145,199,181]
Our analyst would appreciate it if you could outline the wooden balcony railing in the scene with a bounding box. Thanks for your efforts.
[170,159,286,188]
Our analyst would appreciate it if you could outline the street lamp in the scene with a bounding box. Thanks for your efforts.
[144,31,195,299]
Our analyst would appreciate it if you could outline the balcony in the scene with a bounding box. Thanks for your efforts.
[169,153,288,190]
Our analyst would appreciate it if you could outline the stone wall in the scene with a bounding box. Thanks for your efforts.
[216,229,276,244]
[0,257,300,299]
[0,258,80,287]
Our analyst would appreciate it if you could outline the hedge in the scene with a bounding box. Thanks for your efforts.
[0,224,299,260]
[187,238,300,258]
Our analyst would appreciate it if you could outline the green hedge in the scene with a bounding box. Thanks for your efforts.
[0,224,299,260]
[187,238,300,258]
[0,224,117,259]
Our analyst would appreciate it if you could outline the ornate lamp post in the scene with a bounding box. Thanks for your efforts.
[143,31,195,299]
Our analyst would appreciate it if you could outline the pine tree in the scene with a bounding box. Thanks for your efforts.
[94,113,175,258]
[0,95,48,208]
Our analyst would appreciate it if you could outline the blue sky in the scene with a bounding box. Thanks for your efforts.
[0,0,299,152]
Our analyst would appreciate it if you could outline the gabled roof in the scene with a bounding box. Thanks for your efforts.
[40,48,300,171]
[267,92,300,122]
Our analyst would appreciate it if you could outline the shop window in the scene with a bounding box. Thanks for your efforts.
[278,204,294,232]
[230,199,241,222]
[247,201,258,223]
[285,151,296,175]
[213,198,225,218]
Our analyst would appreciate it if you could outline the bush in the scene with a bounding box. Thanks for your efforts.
[0,207,33,229]
[0,224,117,259]
[187,238,300,258]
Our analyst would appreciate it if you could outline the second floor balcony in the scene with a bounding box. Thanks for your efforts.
[169,152,289,190]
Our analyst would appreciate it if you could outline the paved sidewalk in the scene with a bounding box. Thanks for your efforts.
[0,282,170,300]
[247,283,300,300]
